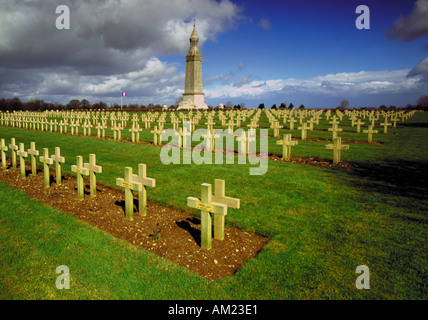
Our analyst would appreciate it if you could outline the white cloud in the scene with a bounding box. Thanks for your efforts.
[205,69,423,100]
[257,18,271,31]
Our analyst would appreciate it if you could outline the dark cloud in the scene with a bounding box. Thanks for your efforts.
[407,57,428,83]
[321,81,331,87]
[408,57,428,76]
[387,0,428,82]
[0,0,243,103]
[233,74,253,87]
[386,0,428,41]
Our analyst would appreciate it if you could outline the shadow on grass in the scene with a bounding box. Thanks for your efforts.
[349,159,428,201]
[399,122,428,129]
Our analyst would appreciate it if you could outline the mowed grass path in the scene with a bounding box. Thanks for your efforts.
[0,112,427,299]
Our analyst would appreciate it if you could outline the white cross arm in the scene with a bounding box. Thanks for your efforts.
[39,156,53,165]
[116,178,143,192]
[17,150,28,157]
[326,144,350,150]
[52,155,65,163]
[212,195,240,209]
[71,165,89,175]
[28,149,39,156]
[132,175,156,188]
[84,163,102,173]
[187,197,227,215]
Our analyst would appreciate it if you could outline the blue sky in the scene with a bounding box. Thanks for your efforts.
[0,0,427,108]
[196,0,427,108]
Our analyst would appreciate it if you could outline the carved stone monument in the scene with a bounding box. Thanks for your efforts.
[178,22,208,110]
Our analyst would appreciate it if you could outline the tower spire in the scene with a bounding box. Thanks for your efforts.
[177,20,207,110]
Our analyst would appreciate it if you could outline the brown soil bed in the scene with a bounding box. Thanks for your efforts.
[0,163,268,280]
[268,154,356,170]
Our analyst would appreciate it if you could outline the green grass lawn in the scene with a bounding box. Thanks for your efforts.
[0,111,427,299]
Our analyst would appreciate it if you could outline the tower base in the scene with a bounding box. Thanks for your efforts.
[177,94,208,110]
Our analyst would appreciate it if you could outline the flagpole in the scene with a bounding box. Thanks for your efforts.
[121,94,123,111]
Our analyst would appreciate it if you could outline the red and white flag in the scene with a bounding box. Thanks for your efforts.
[122,92,127,97]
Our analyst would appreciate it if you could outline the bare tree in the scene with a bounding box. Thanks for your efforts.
[175,96,183,106]
[417,95,428,107]
[338,100,350,110]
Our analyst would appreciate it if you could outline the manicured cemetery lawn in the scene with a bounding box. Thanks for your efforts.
[0,112,427,299]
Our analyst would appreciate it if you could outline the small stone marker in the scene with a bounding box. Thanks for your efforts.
[276,134,298,160]
[27,142,39,176]
[0,139,8,171]
[9,138,18,169]
[71,156,89,200]
[116,167,143,221]
[17,143,28,179]
[211,179,240,240]
[363,125,378,143]
[83,154,102,197]
[325,137,349,164]
[51,147,65,185]
[132,164,156,215]
[187,183,227,250]
[39,148,53,188]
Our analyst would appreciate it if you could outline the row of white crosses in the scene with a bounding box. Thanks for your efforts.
[0,137,158,221]
[1,108,414,127]
[1,138,66,187]
[1,109,415,153]
[0,138,99,194]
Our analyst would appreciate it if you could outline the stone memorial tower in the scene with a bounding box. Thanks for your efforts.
[178,22,208,110]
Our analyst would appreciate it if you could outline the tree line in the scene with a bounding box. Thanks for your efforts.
[1,95,427,112]
[0,97,174,112]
